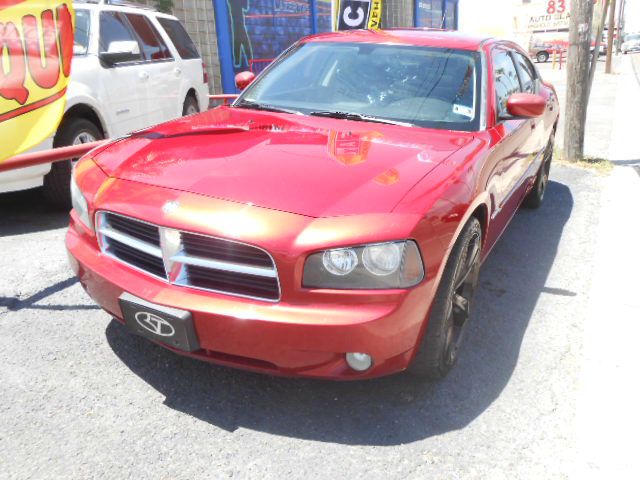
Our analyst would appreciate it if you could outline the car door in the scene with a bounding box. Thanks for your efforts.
[512,50,546,163]
[97,10,146,137]
[124,12,180,124]
[483,47,534,247]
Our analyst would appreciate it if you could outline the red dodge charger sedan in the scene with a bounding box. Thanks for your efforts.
[66,30,559,380]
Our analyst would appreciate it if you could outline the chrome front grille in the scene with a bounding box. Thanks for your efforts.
[97,212,280,301]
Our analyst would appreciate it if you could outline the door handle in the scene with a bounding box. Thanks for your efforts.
[139,71,149,81]
[174,68,182,76]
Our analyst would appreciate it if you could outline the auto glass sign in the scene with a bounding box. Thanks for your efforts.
[528,12,570,31]
[0,0,74,162]
[336,0,383,30]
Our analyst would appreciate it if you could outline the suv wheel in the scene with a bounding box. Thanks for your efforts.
[42,118,103,209]
[182,95,199,116]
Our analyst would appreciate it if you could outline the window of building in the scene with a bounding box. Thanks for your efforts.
[416,1,457,29]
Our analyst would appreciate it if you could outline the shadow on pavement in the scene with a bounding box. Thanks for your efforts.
[106,181,573,446]
[0,276,100,313]
[0,189,69,237]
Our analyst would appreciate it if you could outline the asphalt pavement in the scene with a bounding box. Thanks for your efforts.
[1,163,621,479]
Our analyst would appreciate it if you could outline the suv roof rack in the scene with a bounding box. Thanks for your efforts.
[74,0,157,11]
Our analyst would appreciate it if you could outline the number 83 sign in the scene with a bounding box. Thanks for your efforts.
[547,0,567,14]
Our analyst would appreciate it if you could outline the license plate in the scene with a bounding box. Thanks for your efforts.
[119,293,200,352]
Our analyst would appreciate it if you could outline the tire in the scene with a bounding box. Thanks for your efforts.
[522,132,554,209]
[182,95,199,116]
[536,51,549,63]
[408,218,483,380]
[42,117,103,209]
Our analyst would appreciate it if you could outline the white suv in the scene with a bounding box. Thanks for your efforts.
[1,0,209,207]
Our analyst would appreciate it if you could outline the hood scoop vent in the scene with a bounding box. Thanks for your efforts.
[138,126,251,140]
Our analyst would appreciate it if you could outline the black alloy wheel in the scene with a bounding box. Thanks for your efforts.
[409,218,483,380]
[523,132,554,209]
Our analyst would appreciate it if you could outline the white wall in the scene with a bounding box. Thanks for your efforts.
[458,0,520,39]
[626,0,640,32]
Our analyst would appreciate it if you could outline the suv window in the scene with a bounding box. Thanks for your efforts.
[74,9,90,55]
[125,13,172,61]
[157,17,199,59]
[492,49,521,119]
[99,11,142,62]
[513,52,537,93]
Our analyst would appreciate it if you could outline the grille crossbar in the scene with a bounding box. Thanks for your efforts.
[97,212,280,301]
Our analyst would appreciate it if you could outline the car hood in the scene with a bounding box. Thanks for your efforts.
[93,106,474,218]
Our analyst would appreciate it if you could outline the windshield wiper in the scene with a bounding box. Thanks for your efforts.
[309,110,414,127]
[234,99,302,115]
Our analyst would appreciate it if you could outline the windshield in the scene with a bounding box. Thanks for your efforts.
[627,34,640,42]
[236,42,481,131]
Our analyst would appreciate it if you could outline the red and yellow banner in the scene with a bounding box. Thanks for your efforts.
[0,0,74,162]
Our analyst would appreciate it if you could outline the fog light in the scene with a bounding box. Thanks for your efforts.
[345,352,372,372]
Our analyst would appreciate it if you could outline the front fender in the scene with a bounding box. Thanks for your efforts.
[394,136,491,293]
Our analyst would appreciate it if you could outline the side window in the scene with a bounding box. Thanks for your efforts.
[513,52,536,93]
[492,49,521,119]
[157,18,200,60]
[99,11,142,62]
[125,13,172,61]
[74,9,91,55]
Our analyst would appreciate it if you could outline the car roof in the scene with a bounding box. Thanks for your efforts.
[302,29,493,51]
[74,1,179,20]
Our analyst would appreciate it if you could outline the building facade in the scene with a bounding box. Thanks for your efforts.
[146,0,459,94]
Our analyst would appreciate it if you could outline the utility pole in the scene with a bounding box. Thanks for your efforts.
[589,0,610,97]
[564,0,595,163]
[617,0,626,53]
[606,0,617,73]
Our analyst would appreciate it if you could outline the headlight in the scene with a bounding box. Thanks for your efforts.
[322,248,358,276]
[303,241,424,289]
[70,172,92,230]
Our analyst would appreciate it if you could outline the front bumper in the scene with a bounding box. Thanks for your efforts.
[66,214,437,379]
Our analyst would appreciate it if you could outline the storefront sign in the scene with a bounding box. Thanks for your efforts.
[527,12,570,31]
[0,0,74,162]
[336,0,383,30]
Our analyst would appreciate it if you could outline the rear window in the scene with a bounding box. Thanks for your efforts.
[126,13,172,61]
[157,17,199,59]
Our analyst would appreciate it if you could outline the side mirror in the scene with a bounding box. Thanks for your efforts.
[504,93,546,119]
[235,71,255,90]
[99,40,140,67]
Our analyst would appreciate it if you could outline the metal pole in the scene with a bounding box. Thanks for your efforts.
[310,0,318,34]
[0,141,106,174]
[588,0,609,98]
[617,0,626,53]
[606,0,617,73]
